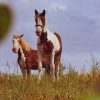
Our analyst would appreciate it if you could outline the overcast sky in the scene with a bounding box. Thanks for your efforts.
[0,0,100,73]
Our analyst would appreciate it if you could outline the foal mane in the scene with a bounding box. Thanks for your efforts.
[20,37,32,52]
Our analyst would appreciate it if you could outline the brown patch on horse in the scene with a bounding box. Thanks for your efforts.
[24,49,49,70]
[25,50,38,69]
[43,40,54,55]
[39,32,47,44]
[38,32,54,55]
[40,16,46,26]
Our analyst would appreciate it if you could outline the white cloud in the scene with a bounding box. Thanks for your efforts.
[48,2,67,12]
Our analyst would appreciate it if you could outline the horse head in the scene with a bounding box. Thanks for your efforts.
[12,34,24,53]
[34,9,46,36]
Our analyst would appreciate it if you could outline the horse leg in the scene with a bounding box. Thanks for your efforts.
[55,58,60,81]
[20,68,27,80]
[27,68,31,79]
[55,54,61,81]
[37,51,43,82]
[45,64,50,75]
[50,53,55,82]
[55,64,60,81]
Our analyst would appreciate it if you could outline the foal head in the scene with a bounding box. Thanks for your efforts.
[12,34,24,53]
[12,34,31,53]
[34,9,46,36]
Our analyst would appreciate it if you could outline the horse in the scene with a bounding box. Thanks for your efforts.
[12,34,49,79]
[34,9,62,82]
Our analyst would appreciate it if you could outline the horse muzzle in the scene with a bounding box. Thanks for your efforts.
[36,31,42,36]
[12,48,18,53]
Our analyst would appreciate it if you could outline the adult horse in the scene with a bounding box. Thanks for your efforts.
[34,10,62,81]
[12,34,49,79]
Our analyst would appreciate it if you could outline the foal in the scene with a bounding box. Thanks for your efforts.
[34,10,62,81]
[12,34,49,79]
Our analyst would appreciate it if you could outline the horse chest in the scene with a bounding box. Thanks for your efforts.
[38,45,46,55]
[18,51,26,68]
[18,59,26,68]
[37,31,60,55]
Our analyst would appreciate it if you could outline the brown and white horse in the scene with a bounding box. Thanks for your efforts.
[34,10,62,81]
[12,34,49,79]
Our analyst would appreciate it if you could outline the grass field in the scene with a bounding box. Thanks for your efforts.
[0,63,100,100]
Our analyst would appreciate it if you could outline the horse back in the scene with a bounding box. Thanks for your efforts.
[53,32,62,54]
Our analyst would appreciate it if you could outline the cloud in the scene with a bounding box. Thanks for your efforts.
[48,2,67,12]
[1,0,100,72]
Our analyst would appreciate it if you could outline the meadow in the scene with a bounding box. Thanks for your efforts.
[0,60,100,100]
[1,2,100,100]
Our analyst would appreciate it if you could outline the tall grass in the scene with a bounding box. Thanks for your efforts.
[0,60,100,100]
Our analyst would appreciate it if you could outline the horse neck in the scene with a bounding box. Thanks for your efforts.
[39,31,48,44]
[20,38,31,54]
[18,45,25,59]
[38,27,52,44]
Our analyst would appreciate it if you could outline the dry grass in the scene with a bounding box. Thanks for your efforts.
[0,67,100,100]
[0,58,100,100]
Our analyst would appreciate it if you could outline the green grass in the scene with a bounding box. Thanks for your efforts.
[0,68,100,100]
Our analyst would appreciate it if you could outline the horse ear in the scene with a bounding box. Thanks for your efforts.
[20,34,24,38]
[35,9,38,15]
[41,9,46,16]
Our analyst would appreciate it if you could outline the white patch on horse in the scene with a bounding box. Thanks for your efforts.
[47,29,60,52]
[18,46,26,69]
[37,29,60,52]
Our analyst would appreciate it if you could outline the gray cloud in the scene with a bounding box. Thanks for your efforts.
[0,0,100,72]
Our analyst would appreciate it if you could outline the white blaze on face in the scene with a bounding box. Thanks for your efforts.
[12,39,20,53]
[35,16,43,36]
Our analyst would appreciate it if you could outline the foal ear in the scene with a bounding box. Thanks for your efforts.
[35,9,38,15]
[20,34,24,38]
[41,9,46,16]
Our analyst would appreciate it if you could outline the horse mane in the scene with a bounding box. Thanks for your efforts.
[20,37,32,52]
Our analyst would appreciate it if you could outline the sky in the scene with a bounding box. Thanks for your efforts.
[0,0,100,73]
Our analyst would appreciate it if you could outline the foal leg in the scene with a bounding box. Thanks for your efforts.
[27,68,31,79]
[45,64,50,75]
[21,68,27,80]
